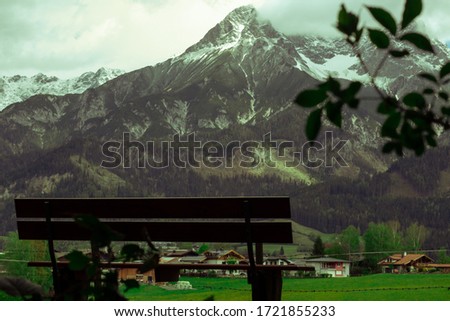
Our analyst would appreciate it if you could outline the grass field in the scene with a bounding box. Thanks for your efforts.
[1,273,448,301]
[124,274,450,301]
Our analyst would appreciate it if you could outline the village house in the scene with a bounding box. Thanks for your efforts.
[117,250,203,284]
[378,253,434,273]
[304,257,351,277]
[164,249,199,258]
[53,249,159,284]
[264,256,298,277]
[203,250,247,276]
[203,250,246,264]
[164,253,206,276]
[117,264,156,284]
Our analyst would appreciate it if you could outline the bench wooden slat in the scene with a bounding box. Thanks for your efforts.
[17,221,293,243]
[15,197,290,219]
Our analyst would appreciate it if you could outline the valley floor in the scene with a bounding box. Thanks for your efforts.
[1,273,448,301]
[123,274,450,301]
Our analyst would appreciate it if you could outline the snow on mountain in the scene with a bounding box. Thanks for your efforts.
[1,5,449,155]
[0,67,125,111]
[287,29,450,94]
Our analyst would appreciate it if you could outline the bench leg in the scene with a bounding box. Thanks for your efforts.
[251,270,282,301]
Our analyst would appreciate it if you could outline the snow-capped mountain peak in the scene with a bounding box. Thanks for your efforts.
[0,68,125,111]
[184,5,259,54]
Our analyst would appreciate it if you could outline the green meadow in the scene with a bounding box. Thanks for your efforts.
[124,274,450,301]
[1,273,448,301]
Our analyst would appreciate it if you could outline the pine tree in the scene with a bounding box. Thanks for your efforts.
[312,236,325,257]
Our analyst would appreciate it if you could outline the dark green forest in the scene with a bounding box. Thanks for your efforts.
[0,130,448,251]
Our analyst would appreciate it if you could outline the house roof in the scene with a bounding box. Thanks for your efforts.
[392,254,434,265]
[378,253,434,266]
[165,249,198,257]
[159,257,179,264]
[204,249,245,260]
[378,254,402,265]
[292,259,309,267]
[264,257,294,264]
[305,257,350,263]
[179,256,207,263]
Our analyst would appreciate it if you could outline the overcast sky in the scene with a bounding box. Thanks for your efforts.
[1,0,449,78]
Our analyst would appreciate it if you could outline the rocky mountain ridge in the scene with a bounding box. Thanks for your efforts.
[0,6,449,249]
[0,67,125,111]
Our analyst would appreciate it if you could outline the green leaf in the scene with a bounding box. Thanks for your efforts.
[382,141,400,154]
[341,81,362,106]
[382,141,403,156]
[366,7,397,35]
[381,112,401,138]
[75,214,122,247]
[441,107,450,116]
[306,109,323,140]
[325,102,343,128]
[414,141,426,156]
[122,279,140,293]
[138,252,160,274]
[439,62,450,79]
[403,92,426,109]
[295,89,327,108]
[86,264,97,278]
[389,50,409,58]
[406,133,425,156]
[345,81,362,98]
[439,91,449,101]
[395,145,404,156]
[422,88,434,95]
[419,73,438,84]
[400,120,423,153]
[402,0,422,29]
[337,5,359,37]
[121,244,145,262]
[400,33,434,53]
[377,100,397,114]
[368,29,390,49]
[66,250,90,271]
[425,134,437,147]
[408,114,430,130]
[348,98,359,109]
[319,77,341,94]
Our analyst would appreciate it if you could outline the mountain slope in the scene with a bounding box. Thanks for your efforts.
[0,6,449,249]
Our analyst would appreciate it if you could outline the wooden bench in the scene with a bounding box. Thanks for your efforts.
[15,197,309,300]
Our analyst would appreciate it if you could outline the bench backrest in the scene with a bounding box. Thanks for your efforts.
[15,197,293,244]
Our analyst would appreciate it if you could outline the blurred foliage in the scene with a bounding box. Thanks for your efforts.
[296,0,450,156]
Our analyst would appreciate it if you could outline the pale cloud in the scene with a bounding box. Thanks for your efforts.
[256,0,450,41]
[0,0,448,78]
[0,0,257,77]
